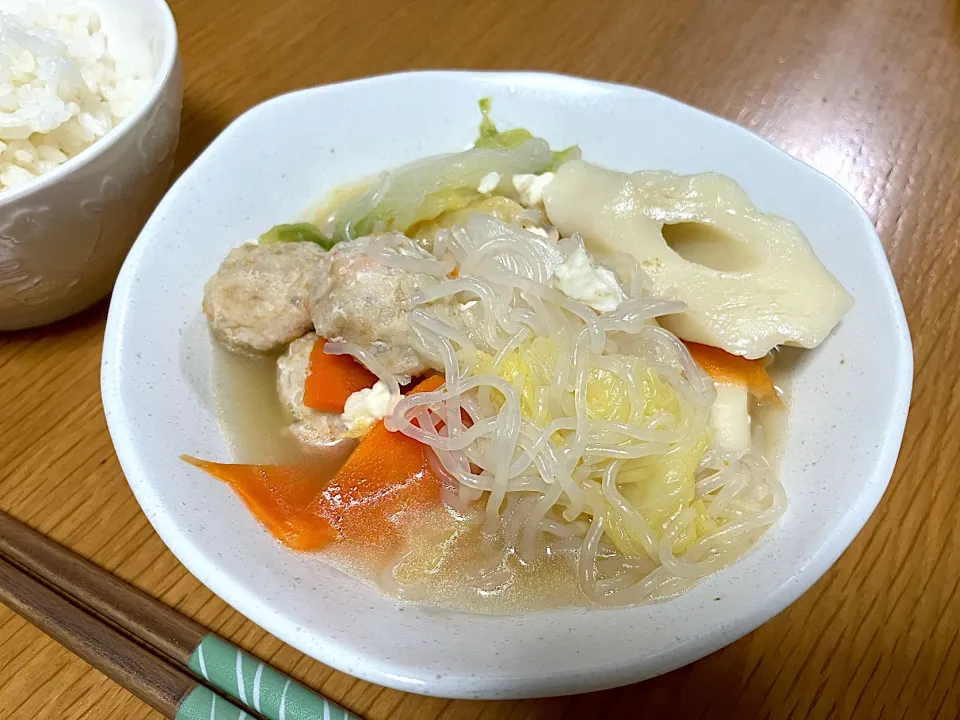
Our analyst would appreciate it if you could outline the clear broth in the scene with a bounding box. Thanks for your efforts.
[211,342,788,613]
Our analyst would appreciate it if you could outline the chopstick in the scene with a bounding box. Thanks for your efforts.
[0,511,358,720]
[0,556,252,719]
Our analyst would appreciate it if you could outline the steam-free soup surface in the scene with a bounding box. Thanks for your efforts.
[211,341,787,613]
[211,341,589,611]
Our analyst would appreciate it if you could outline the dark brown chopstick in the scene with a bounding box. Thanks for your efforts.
[0,555,250,719]
[0,511,357,720]
[0,511,205,664]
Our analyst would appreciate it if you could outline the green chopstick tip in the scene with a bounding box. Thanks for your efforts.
[187,634,355,719]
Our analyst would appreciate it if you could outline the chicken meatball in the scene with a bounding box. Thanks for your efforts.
[203,242,327,353]
[309,235,455,382]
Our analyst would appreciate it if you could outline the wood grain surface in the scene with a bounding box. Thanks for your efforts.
[0,511,204,667]
[0,559,198,718]
[0,0,957,717]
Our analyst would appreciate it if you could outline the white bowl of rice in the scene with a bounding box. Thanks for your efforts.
[0,0,181,330]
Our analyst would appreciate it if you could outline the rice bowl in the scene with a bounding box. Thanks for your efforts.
[0,0,180,330]
[0,0,154,193]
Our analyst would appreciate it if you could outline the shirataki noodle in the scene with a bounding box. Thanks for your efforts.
[199,107,854,613]
[354,217,786,605]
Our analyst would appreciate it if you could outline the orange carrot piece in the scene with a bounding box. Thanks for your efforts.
[302,337,378,413]
[183,375,446,552]
[406,374,444,395]
[294,420,440,548]
[181,456,336,550]
[685,342,779,402]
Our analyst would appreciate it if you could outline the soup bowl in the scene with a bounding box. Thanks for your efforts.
[101,71,912,699]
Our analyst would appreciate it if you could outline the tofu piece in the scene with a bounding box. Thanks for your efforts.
[477,171,501,195]
[553,246,624,313]
[513,172,555,206]
[708,383,751,454]
[342,381,399,437]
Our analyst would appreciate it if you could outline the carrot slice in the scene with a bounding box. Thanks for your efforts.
[293,419,440,548]
[302,337,378,413]
[181,457,336,549]
[183,375,446,552]
[685,342,779,402]
[405,373,444,395]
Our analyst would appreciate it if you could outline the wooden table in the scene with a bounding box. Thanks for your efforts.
[1,0,956,717]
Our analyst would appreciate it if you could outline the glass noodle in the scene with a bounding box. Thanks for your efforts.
[334,213,786,605]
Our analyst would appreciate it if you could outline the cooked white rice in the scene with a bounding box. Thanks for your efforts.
[0,0,152,193]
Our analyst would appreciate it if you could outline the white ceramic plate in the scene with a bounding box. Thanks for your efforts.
[102,72,912,699]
